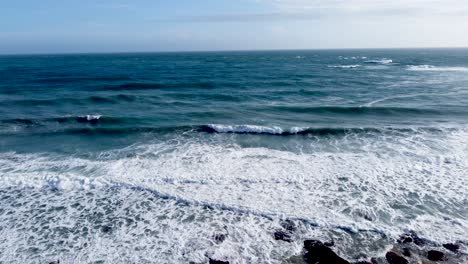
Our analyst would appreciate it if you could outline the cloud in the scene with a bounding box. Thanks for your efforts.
[266,0,468,15]
[153,0,468,24]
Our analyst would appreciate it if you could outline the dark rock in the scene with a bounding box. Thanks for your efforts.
[427,250,447,261]
[274,230,293,242]
[402,248,411,257]
[352,262,372,264]
[280,219,297,232]
[397,231,425,246]
[209,259,229,264]
[443,243,460,253]
[385,252,408,264]
[397,235,413,244]
[100,225,112,233]
[324,240,335,247]
[303,240,349,264]
[213,234,227,244]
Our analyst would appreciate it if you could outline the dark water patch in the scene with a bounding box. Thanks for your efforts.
[2,94,139,106]
[33,75,133,84]
[46,126,193,136]
[0,116,136,127]
[97,81,220,91]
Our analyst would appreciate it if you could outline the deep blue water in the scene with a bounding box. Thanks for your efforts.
[0,49,467,263]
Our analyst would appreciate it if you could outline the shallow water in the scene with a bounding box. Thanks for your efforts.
[0,49,467,263]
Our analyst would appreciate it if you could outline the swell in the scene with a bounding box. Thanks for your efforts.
[268,105,449,116]
[0,115,135,126]
[200,124,448,136]
[95,81,222,91]
[33,75,133,84]
[0,122,450,137]
[2,94,138,106]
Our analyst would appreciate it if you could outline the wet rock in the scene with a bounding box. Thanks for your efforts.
[209,259,229,264]
[427,250,447,261]
[402,248,411,257]
[213,234,227,244]
[280,219,297,232]
[397,231,425,246]
[274,230,293,242]
[352,261,372,264]
[397,235,413,244]
[385,251,408,264]
[442,243,460,253]
[100,225,112,233]
[303,240,350,264]
[324,240,335,247]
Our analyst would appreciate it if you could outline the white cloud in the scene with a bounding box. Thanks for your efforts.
[267,0,468,15]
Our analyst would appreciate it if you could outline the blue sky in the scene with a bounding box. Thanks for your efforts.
[1,0,468,54]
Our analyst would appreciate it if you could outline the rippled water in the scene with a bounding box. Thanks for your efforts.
[0,49,467,263]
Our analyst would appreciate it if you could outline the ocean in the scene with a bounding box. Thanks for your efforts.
[0,49,467,263]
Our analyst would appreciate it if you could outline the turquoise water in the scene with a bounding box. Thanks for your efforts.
[0,49,467,263]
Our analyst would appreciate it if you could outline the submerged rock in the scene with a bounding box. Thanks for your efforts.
[280,219,297,232]
[303,240,349,264]
[209,259,229,264]
[402,248,411,257]
[442,243,460,253]
[274,230,293,242]
[385,251,408,264]
[427,250,447,261]
[213,233,227,244]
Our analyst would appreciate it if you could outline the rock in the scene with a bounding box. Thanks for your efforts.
[427,250,447,261]
[385,251,408,264]
[402,248,411,257]
[397,235,413,244]
[442,243,460,253]
[397,231,425,246]
[209,259,229,264]
[303,240,350,264]
[280,219,297,232]
[324,240,335,247]
[100,225,112,233]
[274,230,293,242]
[213,234,227,244]
[352,262,372,264]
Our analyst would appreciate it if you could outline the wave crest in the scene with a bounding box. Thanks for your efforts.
[407,65,468,72]
[328,65,361,69]
[364,59,393,65]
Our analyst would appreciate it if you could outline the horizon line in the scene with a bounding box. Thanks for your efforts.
[1,46,468,56]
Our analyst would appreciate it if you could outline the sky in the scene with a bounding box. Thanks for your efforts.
[1,0,468,54]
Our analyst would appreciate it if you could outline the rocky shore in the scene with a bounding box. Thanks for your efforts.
[209,222,467,264]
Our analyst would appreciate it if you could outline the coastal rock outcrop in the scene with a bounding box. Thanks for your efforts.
[274,230,293,242]
[443,243,460,253]
[303,240,350,264]
[427,250,447,261]
[385,251,408,264]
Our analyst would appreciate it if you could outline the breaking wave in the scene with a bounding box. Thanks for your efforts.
[407,65,468,72]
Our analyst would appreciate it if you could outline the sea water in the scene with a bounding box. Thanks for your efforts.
[0,49,467,263]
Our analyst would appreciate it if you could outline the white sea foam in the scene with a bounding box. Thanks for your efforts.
[407,65,468,72]
[328,65,361,69]
[1,128,468,262]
